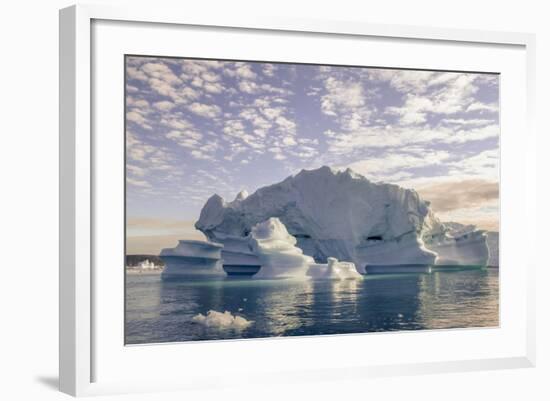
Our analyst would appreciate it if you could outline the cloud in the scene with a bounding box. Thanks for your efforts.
[417,179,498,212]
[187,102,221,118]
[275,115,296,133]
[126,110,152,130]
[166,129,203,149]
[141,62,182,84]
[466,102,499,113]
[126,177,151,188]
[238,80,259,94]
[344,150,450,182]
[127,57,200,104]
[415,178,499,231]
[219,88,297,161]
[126,66,148,81]
[260,106,283,120]
[126,130,175,178]
[126,218,207,254]
[385,73,479,125]
[317,73,376,134]
[446,124,499,144]
[262,64,276,77]
[323,121,499,156]
[282,136,297,146]
[153,100,175,111]
[370,69,461,94]
[438,210,499,232]
[203,81,224,94]
[201,71,220,83]
[191,149,215,160]
[127,217,203,234]
[441,118,494,126]
[234,63,257,80]
[448,149,499,181]
[321,76,365,116]
[126,164,146,177]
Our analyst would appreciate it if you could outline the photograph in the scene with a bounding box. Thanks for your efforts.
[124,55,500,344]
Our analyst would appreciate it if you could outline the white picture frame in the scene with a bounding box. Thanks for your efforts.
[59,3,536,397]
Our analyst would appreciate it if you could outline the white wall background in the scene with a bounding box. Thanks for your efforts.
[0,0,547,400]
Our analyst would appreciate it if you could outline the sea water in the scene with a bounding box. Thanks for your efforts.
[125,269,499,344]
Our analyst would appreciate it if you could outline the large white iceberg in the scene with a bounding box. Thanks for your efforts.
[196,166,489,272]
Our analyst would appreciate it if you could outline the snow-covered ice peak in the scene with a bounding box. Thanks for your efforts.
[233,189,249,203]
[292,165,367,183]
[250,217,297,244]
[197,193,226,231]
[442,221,480,237]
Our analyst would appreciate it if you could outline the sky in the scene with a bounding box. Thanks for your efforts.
[125,56,499,254]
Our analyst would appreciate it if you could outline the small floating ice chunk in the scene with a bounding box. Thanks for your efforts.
[307,257,363,280]
[192,310,253,330]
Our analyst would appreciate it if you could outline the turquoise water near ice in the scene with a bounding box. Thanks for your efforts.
[125,269,499,344]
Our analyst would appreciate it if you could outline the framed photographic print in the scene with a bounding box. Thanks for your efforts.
[60,4,536,397]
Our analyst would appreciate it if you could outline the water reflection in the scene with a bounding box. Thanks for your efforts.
[415,270,499,329]
[125,269,499,344]
[255,279,314,336]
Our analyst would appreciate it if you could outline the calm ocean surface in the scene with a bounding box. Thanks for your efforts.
[125,269,499,344]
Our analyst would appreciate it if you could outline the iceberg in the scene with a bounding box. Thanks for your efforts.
[197,192,262,276]
[192,310,253,330]
[196,166,490,273]
[160,240,224,280]
[217,234,261,276]
[245,217,363,280]
[159,218,363,280]
[424,221,491,267]
[486,231,499,267]
[249,217,314,279]
[307,257,363,280]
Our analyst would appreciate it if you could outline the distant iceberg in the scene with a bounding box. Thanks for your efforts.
[160,240,224,280]
[486,231,499,267]
[195,166,490,273]
[432,222,495,267]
